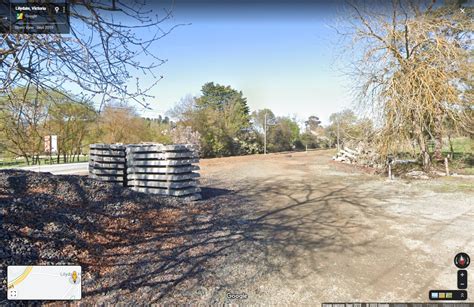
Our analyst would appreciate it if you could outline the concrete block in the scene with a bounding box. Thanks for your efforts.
[129,152,197,159]
[90,143,125,150]
[125,144,161,153]
[127,179,197,189]
[127,173,199,181]
[88,174,125,181]
[131,186,201,196]
[89,168,125,175]
[89,149,126,157]
[126,159,199,166]
[126,144,195,153]
[88,143,200,198]
[89,155,126,162]
[127,165,199,174]
[89,162,126,169]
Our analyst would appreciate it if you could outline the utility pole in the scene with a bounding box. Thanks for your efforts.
[264,111,267,155]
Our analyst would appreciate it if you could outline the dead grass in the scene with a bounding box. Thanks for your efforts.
[427,176,474,194]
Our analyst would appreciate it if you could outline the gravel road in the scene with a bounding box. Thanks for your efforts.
[195,150,473,304]
[9,162,88,175]
[1,150,473,304]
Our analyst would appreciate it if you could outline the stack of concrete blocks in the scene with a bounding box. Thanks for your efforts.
[88,144,127,186]
[126,144,201,200]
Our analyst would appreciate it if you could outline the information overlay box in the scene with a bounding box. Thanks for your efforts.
[7,265,81,300]
[0,1,70,34]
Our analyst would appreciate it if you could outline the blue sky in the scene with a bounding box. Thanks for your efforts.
[119,1,353,125]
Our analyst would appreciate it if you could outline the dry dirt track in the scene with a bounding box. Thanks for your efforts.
[193,150,474,304]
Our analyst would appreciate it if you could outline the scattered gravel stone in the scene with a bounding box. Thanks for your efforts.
[0,169,205,304]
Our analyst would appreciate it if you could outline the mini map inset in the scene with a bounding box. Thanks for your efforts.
[7,266,81,300]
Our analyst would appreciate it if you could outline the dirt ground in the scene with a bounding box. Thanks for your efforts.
[1,149,473,304]
[194,149,473,304]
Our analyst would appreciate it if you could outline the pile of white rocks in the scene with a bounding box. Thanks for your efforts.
[332,141,383,168]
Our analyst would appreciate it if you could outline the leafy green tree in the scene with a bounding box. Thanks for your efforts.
[268,117,301,152]
[305,116,321,133]
[196,82,250,115]
[183,82,252,157]
[172,93,311,156]
[326,109,373,148]
[301,115,327,149]
[250,109,276,153]
[143,118,173,144]
[47,99,97,163]
[301,132,320,149]
[251,109,276,134]
[0,87,49,164]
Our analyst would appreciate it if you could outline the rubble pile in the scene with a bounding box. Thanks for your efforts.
[332,141,383,168]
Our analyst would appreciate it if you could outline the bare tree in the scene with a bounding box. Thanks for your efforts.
[1,0,182,108]
[0,86,49,164]
[336,0,473,169]
[96,103,150,144]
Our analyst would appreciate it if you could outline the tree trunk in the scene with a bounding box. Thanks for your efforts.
[433,140,443,160]
[418,135,431,170]
[448,134,454,158]
[433,113,444,161]
[433,130,443,161]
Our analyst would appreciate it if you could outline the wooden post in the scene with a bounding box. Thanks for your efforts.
[264,111,267,155]
[445,157,449,176]
[388,163,392,180]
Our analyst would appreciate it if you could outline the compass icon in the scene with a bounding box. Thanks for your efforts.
[454,253,470,269]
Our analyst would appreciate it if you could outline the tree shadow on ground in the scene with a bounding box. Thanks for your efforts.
[200,187,233,200]
[82,177,397,303]
[1,169,398,304]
